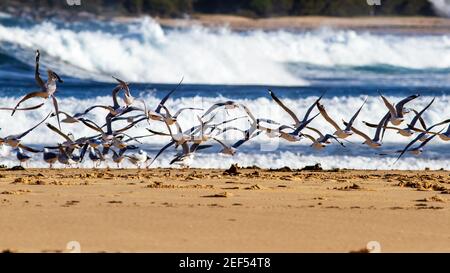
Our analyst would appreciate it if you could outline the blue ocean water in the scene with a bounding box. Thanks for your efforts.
[0,15,448,169]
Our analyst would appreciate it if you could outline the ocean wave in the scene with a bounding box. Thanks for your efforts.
[1,17,450,85]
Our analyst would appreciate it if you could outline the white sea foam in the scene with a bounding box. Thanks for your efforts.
[1,17,450,85]
[0,94,448,169]
[429,0,450,17]
[0,94,448,144]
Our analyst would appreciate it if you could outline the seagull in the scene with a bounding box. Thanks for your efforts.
[410,119,450,142]
[212,138,237,155]
[269,89,322,129]
[110,77,184,125]
[258,115,318,143]
[11,50,64,129]
[344,112,390,148]
[80,117,139,149]
[316,98,367,139]
[126,149,150,169]
[16,147,32,167]
[88,147,104,168]
[111,147,137,168]
[405,98,435,133]
[213,131,263,156]
[302,133,331,150]
[394,130,442,164]
[111,76,134,106]
[43,148,58,168]
[158,104,203,126]
[147,115,245,166]
[46,123,85,149]
[57,145,78,168]
[304,126,346,149]
[364,98,433,139]
[379,93,419,126]
[169,143,212,167]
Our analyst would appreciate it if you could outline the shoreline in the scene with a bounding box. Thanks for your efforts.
[1,167,449,252]
[152,15,450,33]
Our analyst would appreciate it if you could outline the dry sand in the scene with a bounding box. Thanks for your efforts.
[152,15,450,33]
[0,166,449,253]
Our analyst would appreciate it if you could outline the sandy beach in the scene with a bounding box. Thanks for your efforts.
[0,166,449,253]
[153,15,450,33]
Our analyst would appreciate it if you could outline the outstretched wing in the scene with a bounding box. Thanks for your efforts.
[316,102,340,131]
[11,91,48,116]
[269,90,300,126]
[395,94,420,118]
[155,76,184,113]
[408,98,434,129]
[345,97,367,130]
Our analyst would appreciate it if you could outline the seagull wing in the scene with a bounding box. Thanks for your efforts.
[17,112,51,139]
[379,94,397,117]
[394,132,427,164]
[51,95,61,130]
[302,92,325,123]
[149,141,175,166]
[395,94,420,118]
[46,123,72,142]
[408,98,434,129]
[269,90,300,126]
[201,102,227,118]
[316,103,341,131]
[373,112,390,143]
[305,126,324,138]
[11,91,48,116]
[343,121,372,143]
[416,131,441,149]
[0,103,44,111]
[346,97,367,130]
[155,76,184,113]
[301,133,316,143]
[173,107,203,118]
[18,143,41,153]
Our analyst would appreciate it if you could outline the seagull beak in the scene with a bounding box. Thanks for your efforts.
[54,72,64,83]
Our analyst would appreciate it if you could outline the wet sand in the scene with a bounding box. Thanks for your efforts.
[153,15,450,33]
[0,166,449,253]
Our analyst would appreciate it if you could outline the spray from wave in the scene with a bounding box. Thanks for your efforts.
[1,17,450,85]
[429,0,450,17]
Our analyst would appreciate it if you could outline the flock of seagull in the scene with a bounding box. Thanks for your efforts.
[0,50,449,169]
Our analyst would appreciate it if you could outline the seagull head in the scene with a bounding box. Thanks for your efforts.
[47,70,63,83]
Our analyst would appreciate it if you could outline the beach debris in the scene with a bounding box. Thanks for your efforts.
[301,163,323,171]
[223,164,240,176]
[398,181,448,192]
[334,183,361,191]
[271,166,292,172]
[1,189,31,195]
[203,192,233,198]
[416,195,446,202]
[8,166,25,171]
[245,184,266,190]
[62,200,80,207]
